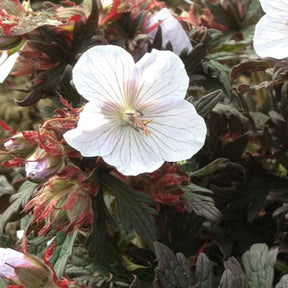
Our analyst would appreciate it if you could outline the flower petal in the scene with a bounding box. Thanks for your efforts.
[146,8,193,55]
[254,15,288,59]
[134,49,189,108]
[0,51,19,83]
[72,45,137,106]
[146,100,206,161]
[259,0,288,18]
[64,102,121,157]
[102,126,165,175]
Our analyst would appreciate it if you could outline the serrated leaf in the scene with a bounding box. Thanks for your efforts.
[275,275,288,288]
[0,180,37,233]
[242,244,278,288]
[87,188,117,258]
[154,242,193,288]
[72,0,99,53]
[102,174,157,251]
[219,257,248,288]
[49,230,78,278]
[219,269,234,288]
[203,58,231,95]
[182,184,221,222]
[195,253,213,288]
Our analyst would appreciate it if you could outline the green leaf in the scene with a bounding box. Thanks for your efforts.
[154,242,193,288]
[87,187,117,258]
[195,253,213,288]
[193,89,224,117]
[242,243,278,288]
[0,180,37,233]
[275,275,288,288]
[203,58,231,96]
[188,158,230,177]
[102,174,157,251]
[0,278,8,288]
[49,230,78,278]
[219,257,248,288]
[182,184,222,222]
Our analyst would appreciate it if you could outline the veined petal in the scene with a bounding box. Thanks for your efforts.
[134,49,189,108]
[72,45,137,107]
[103,100,206,175]
[259,0,288,18]
[146,100,206,161]
[254,15,288,59]
[64,102,121,157]
[102,126,165,176]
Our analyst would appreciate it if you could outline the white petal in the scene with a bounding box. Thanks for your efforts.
[134,49,189,108]
[0,51,19,83]
[259,0,288,18]
[147,8,193,55]
[254,15,288,59]
[63,102,121,157]
[146,100,206,161]
[103,100,206,175]
[102,126,165,175]
[72,45,137,107]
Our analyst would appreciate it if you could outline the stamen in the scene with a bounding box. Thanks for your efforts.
[126,111,152,136]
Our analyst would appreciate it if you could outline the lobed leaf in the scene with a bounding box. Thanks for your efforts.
[0,180,37,233]
[154,242,193,288]
[182,184,222,222]
[275,275,288,288]
[195,253,213,288]
[219,257,248,288]
[102,174,157,251]
[49,230,78,278]
[242,243,278,288]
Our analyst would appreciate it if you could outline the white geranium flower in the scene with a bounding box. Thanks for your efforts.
[253,0,288,59]
[64,45,206,176]
[146,8,193,55]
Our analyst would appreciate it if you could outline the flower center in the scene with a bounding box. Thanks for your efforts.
[122,109,152,136]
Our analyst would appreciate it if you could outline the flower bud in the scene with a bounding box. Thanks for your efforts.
[25,148,65,179]
[0,248,59,288]
[24,170,94,234]
[4,132,37,157]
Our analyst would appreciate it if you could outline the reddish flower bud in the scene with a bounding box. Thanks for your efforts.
[24,168,94,234]
[4,132,37,157]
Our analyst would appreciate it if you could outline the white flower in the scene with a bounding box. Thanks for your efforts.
[64,45,206,176]
[0,51,19,83]
[253,0,288,59]
[146,8,193,55]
